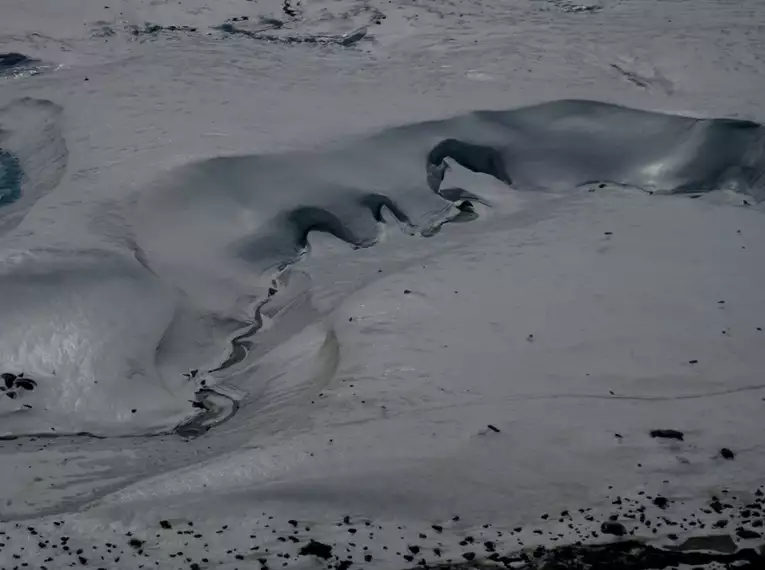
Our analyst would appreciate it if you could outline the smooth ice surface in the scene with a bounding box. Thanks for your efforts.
[1,0,765,568]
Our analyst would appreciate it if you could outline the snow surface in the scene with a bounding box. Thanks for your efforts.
[1,0,765,568]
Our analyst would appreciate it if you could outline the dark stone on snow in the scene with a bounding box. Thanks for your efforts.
[720,448,735,460]
[600,522,627,536]
[653,496,670,509]
[650,429,685,441]
[299,540,333,560]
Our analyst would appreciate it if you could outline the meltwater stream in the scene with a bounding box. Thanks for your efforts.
[0,149,22,205]
[0,99,763,439]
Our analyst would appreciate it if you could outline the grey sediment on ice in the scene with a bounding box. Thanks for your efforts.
[214,20,369,47]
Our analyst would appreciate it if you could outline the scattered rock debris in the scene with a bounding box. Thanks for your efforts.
[4,485,765,569]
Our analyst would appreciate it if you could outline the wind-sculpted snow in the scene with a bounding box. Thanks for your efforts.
[0,98,67,234]
[143,99,765,275]
[1,99,763,439]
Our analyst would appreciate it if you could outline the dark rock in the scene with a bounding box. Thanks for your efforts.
[487,424,500,433]
[720,448,735,460]
[462,552,476,561]
[431,525,443,533]
[653,496,670,510]
[128,538,144,549]
[600,522,627,536]
[299,540,333,560]
[650,429,685,441]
